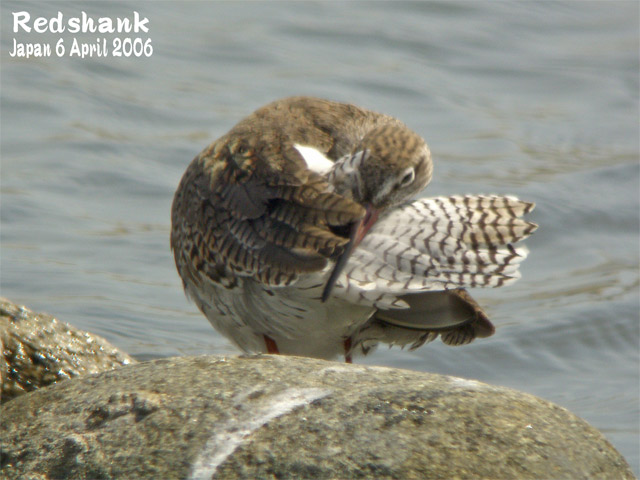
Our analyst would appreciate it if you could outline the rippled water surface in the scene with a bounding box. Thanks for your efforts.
[2,1,638,473]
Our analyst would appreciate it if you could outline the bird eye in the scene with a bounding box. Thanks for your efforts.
[399,168,415,187]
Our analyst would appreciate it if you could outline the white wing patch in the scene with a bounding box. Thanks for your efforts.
[294,144,334,175]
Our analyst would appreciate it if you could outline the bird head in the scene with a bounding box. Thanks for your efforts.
[321,123,433,301]
[351,123,433,210]
[345,123,433,248]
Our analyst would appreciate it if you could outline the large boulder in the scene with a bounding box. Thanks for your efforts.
[1,354,634,479]
[0,298,135,403]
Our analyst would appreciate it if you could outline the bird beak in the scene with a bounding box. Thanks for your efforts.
[321,204,380,302]
[352,204,380,249]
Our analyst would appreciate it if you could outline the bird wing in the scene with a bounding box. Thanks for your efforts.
[333,194,537,308]
[171,132,365,288]
[337,195,535,351]
[352,288,495,353]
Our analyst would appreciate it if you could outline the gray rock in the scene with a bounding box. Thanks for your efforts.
[0,298,135,403]
[1,355,634,480]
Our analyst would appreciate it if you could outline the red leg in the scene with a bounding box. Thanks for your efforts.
[264,335,279,354]
[344,337,353,364]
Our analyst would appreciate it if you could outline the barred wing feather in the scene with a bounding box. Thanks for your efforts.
[334,195,537,309]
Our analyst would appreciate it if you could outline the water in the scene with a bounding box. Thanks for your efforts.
[2,1,638,473]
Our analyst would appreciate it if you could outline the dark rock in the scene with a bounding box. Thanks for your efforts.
[1,354,634,479]
[0,298,135,403]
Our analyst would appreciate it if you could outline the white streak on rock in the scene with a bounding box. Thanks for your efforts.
[448,377,486,390]
[188,387,331,480]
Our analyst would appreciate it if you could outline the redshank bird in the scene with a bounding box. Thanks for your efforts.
[171,97,537,362]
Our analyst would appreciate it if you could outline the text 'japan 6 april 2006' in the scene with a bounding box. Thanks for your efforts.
[9,10,153,59]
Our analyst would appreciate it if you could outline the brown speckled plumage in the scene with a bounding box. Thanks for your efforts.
[171,97,537,361]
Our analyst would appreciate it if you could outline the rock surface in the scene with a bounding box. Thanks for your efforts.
[0,298,135,403]
[1,354,634,480]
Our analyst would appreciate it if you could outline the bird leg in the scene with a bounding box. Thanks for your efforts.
[344,337,353,364]
[264,335,280,354]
